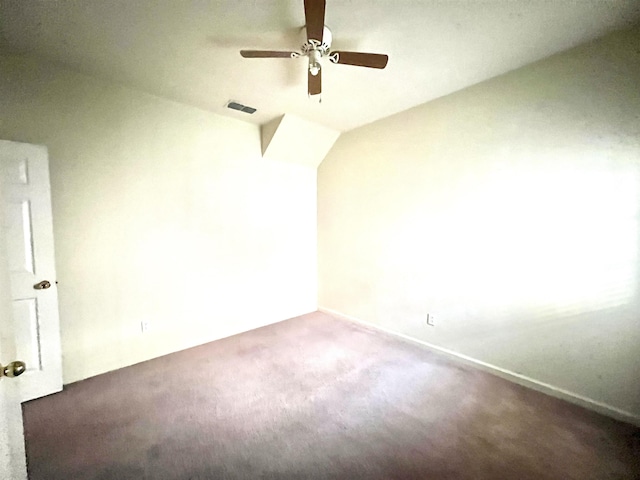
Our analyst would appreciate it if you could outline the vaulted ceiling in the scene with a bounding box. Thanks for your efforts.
[2,1,639,132]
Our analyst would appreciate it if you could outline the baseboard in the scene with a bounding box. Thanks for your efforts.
[64,308,319,386]
[319,307,640,427]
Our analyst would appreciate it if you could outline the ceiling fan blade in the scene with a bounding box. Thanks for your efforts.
[329,51,389,69]
[240,50,299,58]
[308,69,321,96]
[304,0,326,44]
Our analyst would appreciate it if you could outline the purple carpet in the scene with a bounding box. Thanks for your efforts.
[22,312,640,479]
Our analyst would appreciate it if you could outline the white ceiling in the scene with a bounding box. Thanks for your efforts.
[1,1,639,132]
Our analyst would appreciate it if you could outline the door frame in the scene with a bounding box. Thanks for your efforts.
[0,175,28,479]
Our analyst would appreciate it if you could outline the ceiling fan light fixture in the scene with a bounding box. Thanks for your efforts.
[309,61,321,76]
[309,49,322,76]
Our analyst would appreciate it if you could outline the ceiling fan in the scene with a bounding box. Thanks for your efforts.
[240,0,389,98]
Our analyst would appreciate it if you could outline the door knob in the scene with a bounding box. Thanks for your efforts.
[1,361,26,379]
[33,280,51,290]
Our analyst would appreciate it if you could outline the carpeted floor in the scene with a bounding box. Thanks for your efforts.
[22,311,640,479]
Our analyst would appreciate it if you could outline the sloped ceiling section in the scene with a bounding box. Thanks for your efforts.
[1,1,640,132]
[262,114,340,168]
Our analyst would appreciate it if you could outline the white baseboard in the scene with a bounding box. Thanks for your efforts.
[319,307,640,427]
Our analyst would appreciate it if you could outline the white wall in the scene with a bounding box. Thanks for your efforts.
[0,55,317,383]
[318,26,640,420]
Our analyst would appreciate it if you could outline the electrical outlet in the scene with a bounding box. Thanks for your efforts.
[426,314,435,327]
[140,320,150,333]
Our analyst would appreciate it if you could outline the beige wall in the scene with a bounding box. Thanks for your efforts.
[0,55,317,383]
[319,27,640,420]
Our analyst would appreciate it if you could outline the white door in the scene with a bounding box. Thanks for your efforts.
[0,140,63,402]
[0,170,28,479]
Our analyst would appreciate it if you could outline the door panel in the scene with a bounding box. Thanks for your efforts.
[0,139,63,402]
[14,298,42,371]
[6,201,35,274]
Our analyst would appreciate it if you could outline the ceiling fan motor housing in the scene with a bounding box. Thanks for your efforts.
[300,26,332,54]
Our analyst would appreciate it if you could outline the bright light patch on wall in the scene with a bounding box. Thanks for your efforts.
[381,165,639,318]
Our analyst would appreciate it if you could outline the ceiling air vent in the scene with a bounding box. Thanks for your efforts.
[227,101,256,114]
